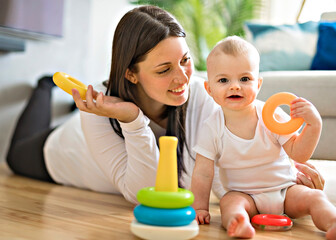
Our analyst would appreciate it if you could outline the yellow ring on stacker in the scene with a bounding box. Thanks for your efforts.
[53,72,87,100]
[262,92,304,135]
[137,187,194,209]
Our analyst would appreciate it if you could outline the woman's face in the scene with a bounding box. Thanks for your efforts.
[132,37,194,108]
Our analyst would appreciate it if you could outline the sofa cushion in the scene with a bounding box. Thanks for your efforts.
[258,71,336,117]
[311,22,336,70]
[245,21,319,72]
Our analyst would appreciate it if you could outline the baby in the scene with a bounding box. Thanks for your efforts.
[191,36,336,239]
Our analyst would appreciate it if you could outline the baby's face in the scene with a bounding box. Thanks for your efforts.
[205,51,262,111]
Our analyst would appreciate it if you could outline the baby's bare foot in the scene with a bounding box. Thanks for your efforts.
[227,213,255,239]
[326,223,336,240]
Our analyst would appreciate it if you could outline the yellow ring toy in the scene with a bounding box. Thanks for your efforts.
[137,187,194,209]
[53,72,87,100]
[262,92,304,135]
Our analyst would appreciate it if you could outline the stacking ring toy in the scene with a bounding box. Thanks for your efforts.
[251,214,293,231]
[262,92,304,135]
[134,205,196,227]
[137,187,194,209]
[131,219,199,240]
[53,72,87,100]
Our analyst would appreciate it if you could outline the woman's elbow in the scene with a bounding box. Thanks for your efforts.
[122,188,139,204]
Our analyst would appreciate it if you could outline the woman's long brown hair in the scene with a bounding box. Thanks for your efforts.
[106,5,190,187]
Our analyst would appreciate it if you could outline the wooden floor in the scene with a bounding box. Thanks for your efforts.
[0,163,327,240]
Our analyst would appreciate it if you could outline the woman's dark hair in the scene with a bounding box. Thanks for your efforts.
[106,5,190,187]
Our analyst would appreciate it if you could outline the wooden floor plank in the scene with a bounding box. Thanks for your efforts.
[0,163,327,240]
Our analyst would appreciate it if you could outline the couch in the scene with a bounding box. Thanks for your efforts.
[231,11,336,160]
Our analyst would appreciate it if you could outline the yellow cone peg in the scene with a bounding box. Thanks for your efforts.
[155,136,178,192]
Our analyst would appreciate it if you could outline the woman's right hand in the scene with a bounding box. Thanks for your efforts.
[72,85,139,123]
[295,161,325,190]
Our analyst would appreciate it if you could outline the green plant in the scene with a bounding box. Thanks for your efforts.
[129,0,263,71]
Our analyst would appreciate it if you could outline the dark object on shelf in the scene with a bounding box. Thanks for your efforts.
[0,34,25,52]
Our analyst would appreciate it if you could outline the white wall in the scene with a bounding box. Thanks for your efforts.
[299,0,336,22]
[0,0,132,162]
[262,0,336,24]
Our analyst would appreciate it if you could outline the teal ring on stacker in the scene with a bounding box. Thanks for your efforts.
[133,205,196,227]
[137,187,194,209]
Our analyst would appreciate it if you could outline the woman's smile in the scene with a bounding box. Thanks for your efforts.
[169,83,188,94]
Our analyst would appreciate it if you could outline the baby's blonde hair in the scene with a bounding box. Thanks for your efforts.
[207,36,260,63]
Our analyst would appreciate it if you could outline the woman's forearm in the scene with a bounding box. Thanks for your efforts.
[80,110,159,204]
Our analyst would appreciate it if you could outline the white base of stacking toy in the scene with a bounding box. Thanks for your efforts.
[130,219,199,240]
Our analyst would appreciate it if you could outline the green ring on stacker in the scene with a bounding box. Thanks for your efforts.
[137,187,194,209]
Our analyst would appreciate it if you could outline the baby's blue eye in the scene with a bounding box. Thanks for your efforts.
[240,77,250,82]
[219,78,228,83]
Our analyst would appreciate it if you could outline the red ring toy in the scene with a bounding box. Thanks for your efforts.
[251,214,293,231]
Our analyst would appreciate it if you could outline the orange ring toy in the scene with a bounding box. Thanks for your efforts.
[53,72,87,100]
[262,92,304,135]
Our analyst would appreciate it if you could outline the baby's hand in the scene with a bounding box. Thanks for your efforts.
[195,209,211,225]
[290,98,322,127]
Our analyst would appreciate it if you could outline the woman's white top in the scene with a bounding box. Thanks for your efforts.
[193,100,297,195]
[44,76,225,203]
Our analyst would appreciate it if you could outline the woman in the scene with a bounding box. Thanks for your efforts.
[6,5,324,204]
